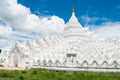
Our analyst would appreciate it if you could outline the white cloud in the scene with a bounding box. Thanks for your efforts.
[39,16,64,35]
[80,15,120,39]
[80,15,111,26]
[90,22,120,39]
[81,15,99,24]
[0,0,64,33]
[0,0,65,48]
[0,39,14,49]
[0,25,12,38]
[100,17,111,22]
[0,0,40,32]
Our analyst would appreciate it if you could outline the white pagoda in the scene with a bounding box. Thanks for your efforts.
[0,8,120,71]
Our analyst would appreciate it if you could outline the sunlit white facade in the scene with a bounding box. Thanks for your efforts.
[0,9,120,71]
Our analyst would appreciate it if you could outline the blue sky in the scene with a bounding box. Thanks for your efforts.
[18,0,120,25]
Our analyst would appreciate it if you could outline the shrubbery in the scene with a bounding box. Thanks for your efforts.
[0,69,120,80]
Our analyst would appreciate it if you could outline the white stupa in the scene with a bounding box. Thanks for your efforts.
[0,8,120,71]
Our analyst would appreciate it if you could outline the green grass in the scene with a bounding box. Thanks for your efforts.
[0,69,120,80]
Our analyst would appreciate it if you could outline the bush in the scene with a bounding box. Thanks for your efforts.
[0,71,13,78]
[19,76,24,80]
[32,70,37,75]
[21,71,27,74]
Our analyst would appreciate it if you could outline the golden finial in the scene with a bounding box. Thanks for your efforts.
[72,7,75,13]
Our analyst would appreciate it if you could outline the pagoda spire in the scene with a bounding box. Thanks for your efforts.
[72,7,75,13]
[66,7,83,28]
